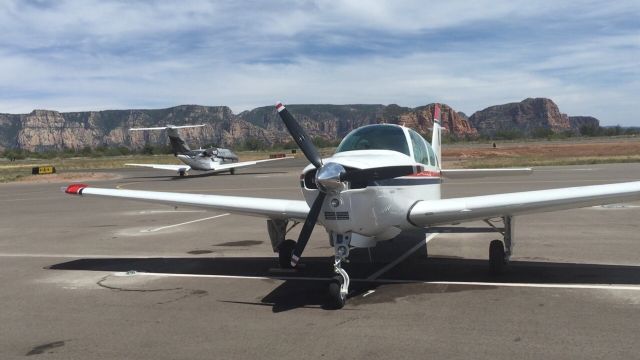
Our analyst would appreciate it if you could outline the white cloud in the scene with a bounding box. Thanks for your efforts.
[0,0,638,126]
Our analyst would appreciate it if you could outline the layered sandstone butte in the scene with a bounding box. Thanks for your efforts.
[4,105,276,152]
[469,98,576,137]
[569,116,600,130]
[0,99,600,151]
[241,103,478,141]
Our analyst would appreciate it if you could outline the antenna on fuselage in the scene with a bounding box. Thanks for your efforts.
[431,104,442,168]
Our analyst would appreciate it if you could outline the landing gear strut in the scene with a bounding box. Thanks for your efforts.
[328,233,351,309]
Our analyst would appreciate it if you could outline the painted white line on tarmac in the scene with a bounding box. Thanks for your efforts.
[121,272,640,292]
[140,213,230,233]
[366,233,438,281]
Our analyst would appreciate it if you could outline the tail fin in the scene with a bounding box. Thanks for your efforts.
[129,124,205,155]
[431,103,442,168]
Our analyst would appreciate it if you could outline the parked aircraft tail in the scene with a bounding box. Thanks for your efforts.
[129,124,205,156]
[431,103,442,168]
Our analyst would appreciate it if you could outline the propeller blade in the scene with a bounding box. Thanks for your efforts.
[276,102,323,168]
[341,165,422,183]
[290,191,326,267]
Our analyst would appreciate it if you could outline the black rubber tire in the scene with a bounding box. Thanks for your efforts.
[230,168,235,175]
[489,240,505,275]
[179,171,186,177]
[278,239,296,269]
[328,276,346,309]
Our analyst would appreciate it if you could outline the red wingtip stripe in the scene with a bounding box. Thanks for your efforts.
[275,101,285,112]
[65,183,88,195]
[434,103,441,122]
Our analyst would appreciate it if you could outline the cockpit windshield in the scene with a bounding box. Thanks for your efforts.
[335,125,410,156]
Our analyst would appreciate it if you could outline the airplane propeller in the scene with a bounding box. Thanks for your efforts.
[276,102,421,267]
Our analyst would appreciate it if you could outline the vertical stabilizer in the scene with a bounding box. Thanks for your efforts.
[166,126,191,155]
[431,103,442,168]
[129,124,205,156]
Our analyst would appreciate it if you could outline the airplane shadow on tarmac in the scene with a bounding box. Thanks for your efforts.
[48,247,640,312]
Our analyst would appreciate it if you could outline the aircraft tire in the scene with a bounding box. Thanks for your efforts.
[489,239,505,275]
[179,170,186,177]
[328,276,346,309]
[230,168,235,175]
[278,239,296,269]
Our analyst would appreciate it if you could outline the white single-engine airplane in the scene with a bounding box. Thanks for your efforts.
[65,102,640,308]
[126,124,291,176]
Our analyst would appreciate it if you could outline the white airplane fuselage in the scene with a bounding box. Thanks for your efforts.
[177,154,237,172]
[300,125,441,247]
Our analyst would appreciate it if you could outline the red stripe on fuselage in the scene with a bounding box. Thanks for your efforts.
[405,170,441,178]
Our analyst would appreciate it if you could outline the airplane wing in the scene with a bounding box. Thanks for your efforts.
[408,181,640,227]
[210,156,294,172]
[125,163,191,172]
[441,168,532,179]
[64,184,309,221]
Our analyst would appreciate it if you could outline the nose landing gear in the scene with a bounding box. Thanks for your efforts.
[327,233,351,309]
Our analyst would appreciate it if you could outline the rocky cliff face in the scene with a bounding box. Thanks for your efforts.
[569,116,600,130]
[240,103,478,141]
[469,98,575,136]
[396,104,478,138]
[0,99,599,151]
[7,105,277,152]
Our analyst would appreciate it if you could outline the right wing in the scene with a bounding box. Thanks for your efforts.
[125,163,191,172]
[408,181,640,227]
[65,185,309,221]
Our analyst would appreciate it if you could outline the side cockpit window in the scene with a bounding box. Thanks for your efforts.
[409,130,430,166]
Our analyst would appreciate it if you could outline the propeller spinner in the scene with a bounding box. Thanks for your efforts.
[276,102,422,268]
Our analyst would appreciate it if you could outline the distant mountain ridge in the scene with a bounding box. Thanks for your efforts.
[0,98,600,152]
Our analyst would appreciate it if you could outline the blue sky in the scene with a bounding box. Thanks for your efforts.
[0,0,638,125]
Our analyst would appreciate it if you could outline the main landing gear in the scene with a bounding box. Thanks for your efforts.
[178,170,186,177]
[485,216,514,275]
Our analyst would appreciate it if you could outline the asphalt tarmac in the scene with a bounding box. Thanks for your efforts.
[1,159,639,359]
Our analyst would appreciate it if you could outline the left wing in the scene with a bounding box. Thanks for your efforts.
[65,184,309,221]
[408,181,640,227]
[210,156,294,172]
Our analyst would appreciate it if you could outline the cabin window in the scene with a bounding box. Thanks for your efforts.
[408,130,430,166]
[336,125,410,156]
[426,142,437,167]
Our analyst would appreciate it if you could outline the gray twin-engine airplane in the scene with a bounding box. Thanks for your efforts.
[126,124,291,176]
[66,103,640,309]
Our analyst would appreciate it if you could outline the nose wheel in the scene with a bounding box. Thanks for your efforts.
[328,260,349,309]
[278,239,296,269]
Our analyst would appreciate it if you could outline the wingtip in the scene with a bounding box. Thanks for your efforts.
[65,183,88,195]
[275,101,285,112]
